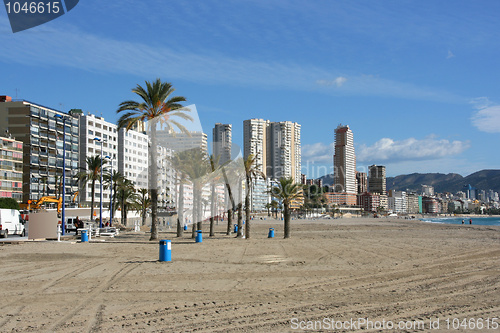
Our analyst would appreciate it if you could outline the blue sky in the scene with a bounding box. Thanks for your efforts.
[1,0,499,178]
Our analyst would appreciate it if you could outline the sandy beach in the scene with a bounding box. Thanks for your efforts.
[1,217,499,332]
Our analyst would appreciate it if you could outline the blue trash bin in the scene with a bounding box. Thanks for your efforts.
[81,229,88,242]
[159,240,171,262]
[183,225,188,231]
[268,228,275,238]
[196,230,203,243]
[233,224,238,233]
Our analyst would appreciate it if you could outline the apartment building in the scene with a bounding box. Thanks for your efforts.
[118,128,149,189]
[368,165,386,195]
[79,114,119,205]
[0,96,79,203]
[333,125,356,194]
[0,136,23,201]
[213,123,232,166]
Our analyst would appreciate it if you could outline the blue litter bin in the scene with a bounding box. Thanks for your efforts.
[268,228,274,238]
[159,240,171,262]
[183,225,188,231]
[195,230,203,243]
[81,229,88,242]
[233,224,238,233]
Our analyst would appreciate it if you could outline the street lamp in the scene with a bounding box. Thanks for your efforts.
[105,155,113,227]
[55,114,68,235]
[93,137,103,228]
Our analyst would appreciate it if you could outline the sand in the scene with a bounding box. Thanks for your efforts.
[0,218,499,332]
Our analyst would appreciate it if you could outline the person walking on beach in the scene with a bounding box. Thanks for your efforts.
[462,219,464,224]
[469,219,472,225]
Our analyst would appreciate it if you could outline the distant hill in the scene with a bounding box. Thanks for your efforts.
[318,170,500,193]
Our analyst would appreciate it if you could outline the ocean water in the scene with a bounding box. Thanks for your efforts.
[420,217,500,226]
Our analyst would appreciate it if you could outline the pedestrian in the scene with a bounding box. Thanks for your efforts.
[469,218,472,225]
[462,219,464,224]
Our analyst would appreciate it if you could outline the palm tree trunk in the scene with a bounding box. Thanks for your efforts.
[142,208,147,226]
[191,222,196,238]
[176,180,184,237]
[245,177,251,239]
[90,179,96,221]
[149,127,158,241]
[209,183,215,237]
[195,184,202,232]
[236,203,243,238]
[226,209,232,235]
[284,203,291,239]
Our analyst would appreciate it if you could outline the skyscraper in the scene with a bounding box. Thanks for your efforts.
[243,118,301,211]
[368,165,386,194]
[333,125,356,194]
[243,119,301,182]
[213,123,232,166]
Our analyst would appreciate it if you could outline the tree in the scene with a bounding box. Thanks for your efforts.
[171,151,188,237]
[104,170,124,223]
[270,177,302,239]
[134,188,151,226]
[180,148,211,235]
[116,178,136,227]
[77,155,107,221]
[117,78,191,241]
[0,198,20,210]
[208,154,222,237]
[244,154,265,239]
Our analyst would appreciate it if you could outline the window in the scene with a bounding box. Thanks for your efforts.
[88,130,93,135]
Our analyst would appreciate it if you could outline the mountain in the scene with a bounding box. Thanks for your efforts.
[318,170,500,193]
[387,170,500,193]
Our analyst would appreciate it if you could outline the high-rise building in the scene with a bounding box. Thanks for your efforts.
[333,125,356,194]
[118,128,149,189]
[268,121,301,182]
[388,190,407,213]
[156,130,208,153]
[0,97,80,203]
[243,118,301,211]
[368,165,386,194]
[213,123,232,165]
[79,114,119,206]
[356,171,367,194]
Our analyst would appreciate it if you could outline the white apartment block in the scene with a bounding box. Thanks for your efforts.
[268,121,301,183]
[388,190,407,213]
[156,129,208,153]
[79,114,118,205]
[156,145,175,206]
[243,119,301,211]
[118,128,149,189]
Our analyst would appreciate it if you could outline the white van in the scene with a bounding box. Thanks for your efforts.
[0,209,25,238]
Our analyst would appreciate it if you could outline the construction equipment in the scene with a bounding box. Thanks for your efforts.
[32,196,62,213]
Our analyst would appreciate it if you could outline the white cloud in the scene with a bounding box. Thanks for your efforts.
[447,50,455,59]
[316,77,347,87]
[470,97,500,133]
[357,137,470,163]
[302,142,333,163]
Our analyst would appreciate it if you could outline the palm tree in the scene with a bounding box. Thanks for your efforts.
[116,178,136,227]
[270,177,302,239]
[117,78,191,241]
[134,188,151,227]
[104,170,124,224]
[270,199,279,219]
[244,154,265,239]
[171,150,188,237]
[208,154,221,237]
[179,148,210,234]
[77,155,108,221]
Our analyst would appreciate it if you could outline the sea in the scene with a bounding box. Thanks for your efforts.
[420,216,500,227]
